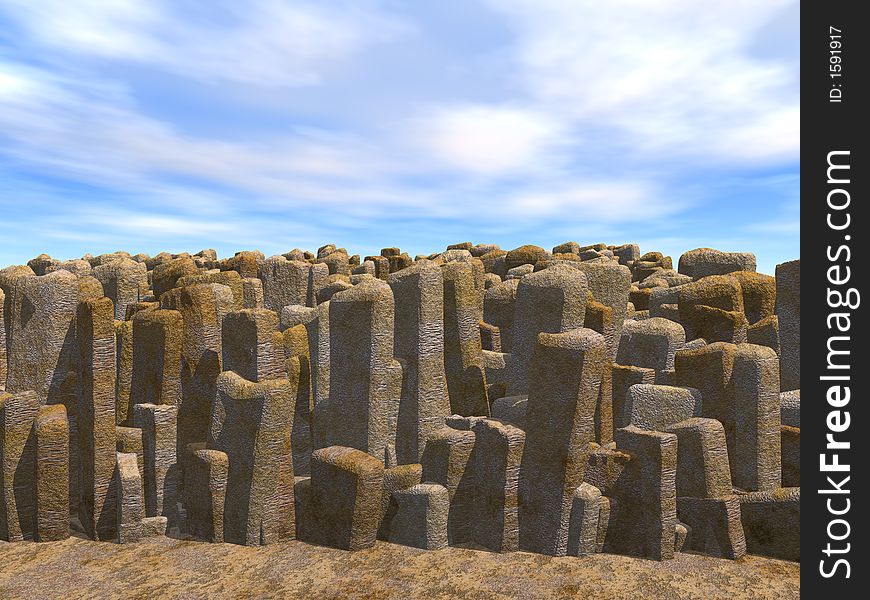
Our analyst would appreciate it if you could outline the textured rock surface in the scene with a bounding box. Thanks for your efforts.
[0,244,800,572]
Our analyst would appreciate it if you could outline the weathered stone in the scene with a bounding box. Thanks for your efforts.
[209,371,296,545]
[617,318,686,373]
[183,444,228,543]
[567,482,601,557]
[739,487,800,561]
[441,262,488,416]
[484,279,519,353]
[519,328,606,556]
[611,364,656,429]
[472,419,524,552]
[775,260,800,392]
[780,389,799,428]
[307,446,384,550]
[6,270,80,405]
[677,496,746,559]
[0,390,38,541]
[678,248,756,279]
[222,309,283,383]
[388,263,450,465]
[132,403,178,520]
[605,426,677,561]
[387,483,449,550]
[314,279,401,464]
[115,452,143,544]
[781,426,799,487]
[664,418,732,499]
[623,384,702,432]
[732,344,781,492]
[93,258,148,320]
[130,309,182,410]
[34,404,70,542]
[420,426,476,545]
[77,297,118,541]
[152,257,198,299]
[161,283,235,454]
[509,264,587,395]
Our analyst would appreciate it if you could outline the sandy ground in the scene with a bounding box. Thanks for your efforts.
[0,536,799,600]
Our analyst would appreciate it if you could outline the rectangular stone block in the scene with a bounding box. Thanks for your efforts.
[567,483,601,557]
[611,364,655,429]
[472,419,524,553]
[520,328,605,556]
[308,446,384,550]
[781,425,799,487]
[605,426,677,560]
[732,344,781,492]
[35,404,70,542]
[389,263,450,465]
[677,496,746,559]
[420,426,476,545]
[77,297,118,541]
[116,451,143,544]
[664,418,732,498]
[183,444,228,543]
[0,390,38,541]
[387,483,449,550]
[209,372,295,545]
[740,487,799,561]
[222,309,283,383]
[132,403,178,520]
[131,309,182,408]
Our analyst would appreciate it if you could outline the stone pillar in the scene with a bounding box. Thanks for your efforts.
[115,320,134,425]
[732,344,781,492]
[130,309,182,410]
[34,404,70,542]
[387,483,449,550]
[519,328,606,556]
[162,283,235,453]
[472,418,525,552]
[133,403,178,520]
[6,270,79,404]
[116,451,143,544]
[183,445,228,543]
[283,303,331,408]
[605,426,677,561]
[420,426,477,545]
[308,445,384,550]
[0,288,6,390]
[93,258,148,320]
[388,263,450,464]
[567,482,602,556]
[0,390,38,541]
[260,257,312,313]
[316,279,402,464]
[77,296,117,541]
[282,325,314,476]
[775,260,800,391]
[209,371,295,545]
[441,262,488,416]
[508,264,587,395]
[222,309,284,382]
[575,262,632,361]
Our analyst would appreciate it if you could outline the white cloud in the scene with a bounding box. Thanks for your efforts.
[1,0,410,87]
[412,105,567,176]
[480,0,799,164]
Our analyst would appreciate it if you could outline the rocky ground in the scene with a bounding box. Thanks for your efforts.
[0,535,798,600]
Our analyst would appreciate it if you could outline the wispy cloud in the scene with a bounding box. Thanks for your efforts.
[0,1,798,267]
[2,0,411,87]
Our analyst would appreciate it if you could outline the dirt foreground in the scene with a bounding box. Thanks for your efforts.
[0,536,799,600]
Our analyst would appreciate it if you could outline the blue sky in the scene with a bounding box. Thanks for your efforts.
[0,0,798,274]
